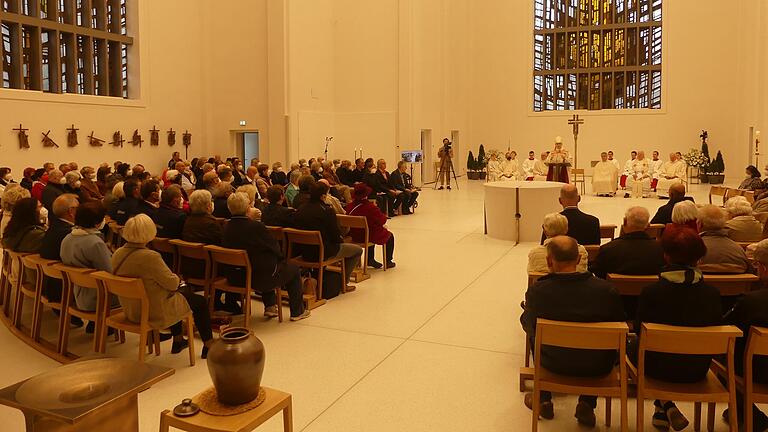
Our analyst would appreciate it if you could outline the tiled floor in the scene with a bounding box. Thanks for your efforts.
[0,180,747,431]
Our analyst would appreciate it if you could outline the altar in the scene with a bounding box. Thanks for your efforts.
[484,181,563,243]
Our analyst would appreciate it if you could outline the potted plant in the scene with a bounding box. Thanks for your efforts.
[466,151,479,180]
[699,130,712,183]
[706,151,725,184]
[477,144,488,180]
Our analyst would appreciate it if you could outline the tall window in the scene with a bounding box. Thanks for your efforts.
[533,0,662,111]
[0,0,133,98]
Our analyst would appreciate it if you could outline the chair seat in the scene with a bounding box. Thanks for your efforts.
[643,370,730,403]
[289,256,343,269]
[537,366,623,397]
[39,295,63,309]
[20,283,36,297]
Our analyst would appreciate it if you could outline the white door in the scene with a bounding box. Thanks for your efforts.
[421,129,433,183]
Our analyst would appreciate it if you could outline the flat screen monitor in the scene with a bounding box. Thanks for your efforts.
[401,150,423,163]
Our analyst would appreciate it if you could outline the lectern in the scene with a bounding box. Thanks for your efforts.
[545,162,571,184]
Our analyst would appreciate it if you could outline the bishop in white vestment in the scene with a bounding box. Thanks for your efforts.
[656,153,687,197]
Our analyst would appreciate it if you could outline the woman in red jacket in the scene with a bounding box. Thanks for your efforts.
[345,183,395,269]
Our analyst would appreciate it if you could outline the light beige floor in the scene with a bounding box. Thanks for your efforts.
[0,179,750,431]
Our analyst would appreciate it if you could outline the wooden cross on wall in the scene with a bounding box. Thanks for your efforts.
[67,124,79,147]
[89,131,105,147]
[111,131,124,148]
[150,126,160,146]
[13,124,29,149]
[167,128,176,146]
[132,130,143,147]
[42,130,59,148]
[568,114,585,169]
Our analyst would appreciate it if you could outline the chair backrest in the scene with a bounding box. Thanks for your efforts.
[283,228,325,260]
[204,245,251,268]
[639,323,741,355]
[599,224,617,240]
[608,273,759,296]
[584,244,600,263]
[744,190,756,204]
[337,215,370,245]
[168,239,209,260]
[710,185,727,205]
[536,319,628,351]
[645,224,665,240]
[53,264,99,289]
[746,326,768,358]
[150,237,176,254]
[19,253,41,273]
[91,271,149,326]
[23,255,62,279]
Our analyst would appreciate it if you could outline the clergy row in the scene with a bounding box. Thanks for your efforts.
[593,150,687,198]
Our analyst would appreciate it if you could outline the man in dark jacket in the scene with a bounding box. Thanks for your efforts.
[262,186,295,227]
[651,183,694,225]
[521,236,625,427]
[390,161,418,215]
[337,160,356,187]
[542,184,600,245]
[292,183,362,285]
[112,178,142,225]
[137,179,161,220]
[41,169,66,215]
[153,185,187,239]
[366,159,402,217]
[635,225,723,430]
[40,194,79,302]
[721,239,768,429]
[351,158,366,184]
[222,192,309,321]
[591,206,665,279]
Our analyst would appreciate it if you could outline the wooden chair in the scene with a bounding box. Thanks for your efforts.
[54,264,118,354]
[22,255,66,349]
[744,190,756,204]
[710,186,728,206]
[584,244,600,264]
[645,224,665,240]
[607,273,760,297]
[169,239,212,297]
[150,237,179,274]
[572,168,586,195]
[205,245,283,327]
[530,319,629,432]
[337,214,388,272]
[92,271,195,366]
[10,251,34,333]
[284,228,350,310]
[633,323,741,432]
[600,224,617,241]
[520,272,547,391]
[743,327,768,432]
[0,248,14,318]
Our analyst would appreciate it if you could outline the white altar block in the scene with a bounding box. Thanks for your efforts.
[484,181,563,242]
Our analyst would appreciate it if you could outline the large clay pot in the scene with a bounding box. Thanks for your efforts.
[206,327,265,405]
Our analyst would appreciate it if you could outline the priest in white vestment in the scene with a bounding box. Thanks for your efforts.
[532,152,549,181]
[625,150,651,198]
[487,152,503,182]
[500,151,520,181]
[593,152,619,196]
[620,151,637,189]
[656,152,687,198]
[649,150,663,191]
[522,151,537,181]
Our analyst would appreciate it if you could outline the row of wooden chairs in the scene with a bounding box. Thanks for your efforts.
[528,319,762,432]
[710,185,756,206]
[0,251,195,365]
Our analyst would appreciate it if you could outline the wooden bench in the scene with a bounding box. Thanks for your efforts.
[607,273,760,296]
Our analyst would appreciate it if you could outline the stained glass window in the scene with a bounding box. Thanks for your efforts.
[533,0,662,111]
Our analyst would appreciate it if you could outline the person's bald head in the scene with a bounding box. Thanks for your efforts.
[624,206,650,233]
[559,184,580,208]
[669,183,686,200]
[753,239,768,283]
[52,193,79,222]
[546,236,581,273]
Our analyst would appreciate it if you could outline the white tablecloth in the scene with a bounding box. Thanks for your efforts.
[484,181,563,242]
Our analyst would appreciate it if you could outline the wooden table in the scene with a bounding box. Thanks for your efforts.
[0,357,173,432]
[159,387,293,432]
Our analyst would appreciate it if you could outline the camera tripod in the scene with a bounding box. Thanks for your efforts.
[434,159,459,190]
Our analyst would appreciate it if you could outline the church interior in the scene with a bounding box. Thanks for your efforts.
[1,0,768,431]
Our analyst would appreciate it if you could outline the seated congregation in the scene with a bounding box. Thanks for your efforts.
[523,183,768,432]
[0,152,412,361]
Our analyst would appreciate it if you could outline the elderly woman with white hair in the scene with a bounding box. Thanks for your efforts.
[221,193,310,321]
[0,184,31,241]
[112,214,214,358]
[527,213,589,273]
[63,170,83,199]
[725,196,763,242]
[670,200,699,231]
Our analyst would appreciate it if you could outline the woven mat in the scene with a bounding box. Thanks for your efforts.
[193,387,266,416]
